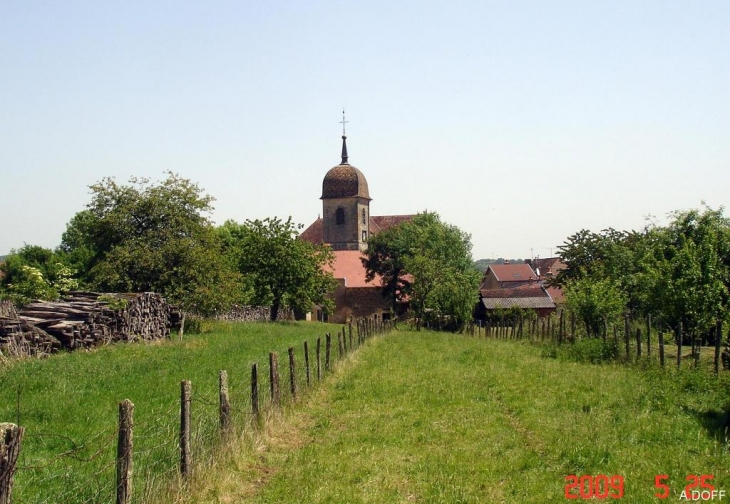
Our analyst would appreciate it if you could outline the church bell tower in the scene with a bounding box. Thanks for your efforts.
[320,113,371,251]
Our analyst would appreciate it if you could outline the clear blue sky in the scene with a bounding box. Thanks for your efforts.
[1,1,728,260]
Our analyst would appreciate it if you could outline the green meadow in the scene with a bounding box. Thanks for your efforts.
[3,324,730,503]
[177,331,730,504]
[0,321,344,503]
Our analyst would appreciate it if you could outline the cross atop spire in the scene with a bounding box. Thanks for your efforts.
[339,108,349,135]
[339,109,349,164]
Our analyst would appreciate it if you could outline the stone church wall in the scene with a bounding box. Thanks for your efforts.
[330,283,391,323]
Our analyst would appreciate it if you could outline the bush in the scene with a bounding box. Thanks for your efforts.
[550,338,619,364]
[182,317,203,335]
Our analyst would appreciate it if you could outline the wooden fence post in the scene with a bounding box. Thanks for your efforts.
[342,325,348,352]
[251,363,259,417]
[288,347,297,401]
[624,315,630,358]
[219,370,230,431]
[338,332,344,358]
[659,331,665,367]
[269,353,280,406]
[677,324,683,369]
[715,320,723,375]
[115,401,133,504]
[180,381,191,478]
[570,311,576,340]
[636,328,642,358]
[316,337,322,381]
[325,334,331,371]
[0,423,24,504]
[694,335,701,367]
[304,341,311,387]
[646,314,652,358]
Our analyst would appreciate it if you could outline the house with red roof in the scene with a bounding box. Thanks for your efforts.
[480,262,539,290]
[300,131,414,323]
[475,262,557,319]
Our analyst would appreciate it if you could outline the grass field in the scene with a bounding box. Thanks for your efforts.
[0,321,345,503]
[4,324,730,503]
[175,330,730,503]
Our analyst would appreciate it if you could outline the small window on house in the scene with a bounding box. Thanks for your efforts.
[361,209,366,225]
[362,230,367,242]
[335,207,345,225]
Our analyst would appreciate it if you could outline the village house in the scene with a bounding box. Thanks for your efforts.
[475,262,557,320]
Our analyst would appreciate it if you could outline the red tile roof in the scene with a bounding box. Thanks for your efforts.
[533,257,567,277]
[485,263,538,286]
[545,285,565,304]
[299,217,323,244]
[370,215,416,233]
[299,214,416,245]
[480,284,547,299]
[324,250,381,288]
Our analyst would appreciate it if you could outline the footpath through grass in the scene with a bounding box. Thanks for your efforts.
[222,331,730,504]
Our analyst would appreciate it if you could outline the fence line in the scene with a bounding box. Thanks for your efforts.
[1,316,391,503]
[469,310,728,373]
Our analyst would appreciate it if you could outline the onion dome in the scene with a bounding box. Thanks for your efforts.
[320,135,371,200]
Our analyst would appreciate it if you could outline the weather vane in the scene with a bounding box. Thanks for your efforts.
[339,109,348,135]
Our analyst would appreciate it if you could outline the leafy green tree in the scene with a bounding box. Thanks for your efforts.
[564,275,628,337]
[362,211,478,331]
[0,245,78,305]
[556,205,730,341]
[60,173,241,319]
[646,206,730,339]
[362,224,412,316]
[220,217,337,321]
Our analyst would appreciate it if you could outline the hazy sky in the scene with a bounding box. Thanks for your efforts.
[1,1,728,260]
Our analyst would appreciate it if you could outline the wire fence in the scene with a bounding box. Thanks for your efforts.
[1,316,391,504]
[468,310,726,372]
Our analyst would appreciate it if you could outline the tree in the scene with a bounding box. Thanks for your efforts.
[0,245,78,305]
[60,173,241,319]
[646,206,730,340]
[564,275,628,337]
[362,212,478,331]
[220,217,337,321]
[555,205,730,342]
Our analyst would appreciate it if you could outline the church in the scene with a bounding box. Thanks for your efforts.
[300,129,414,323]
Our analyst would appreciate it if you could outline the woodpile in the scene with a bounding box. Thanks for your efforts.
[0,292,181,358]
[0,300,16,318]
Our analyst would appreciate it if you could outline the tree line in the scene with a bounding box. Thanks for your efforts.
[1,173,478,329]
[0,173,336,323]
[554,205,730,344]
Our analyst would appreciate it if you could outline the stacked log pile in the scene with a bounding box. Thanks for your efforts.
[0,292,181,357]
[0,300,16,318]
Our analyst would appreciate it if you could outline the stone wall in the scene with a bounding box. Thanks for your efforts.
[212,305,294,322]
[330,283,392,324]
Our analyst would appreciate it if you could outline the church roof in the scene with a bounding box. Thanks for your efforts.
[299,214,416,245]
[324,250,380,288]
[321,163,371,200]
[320,133,371,200]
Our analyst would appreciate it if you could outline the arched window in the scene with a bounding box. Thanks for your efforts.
[361,208,366,225]
[335,207,345,225]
